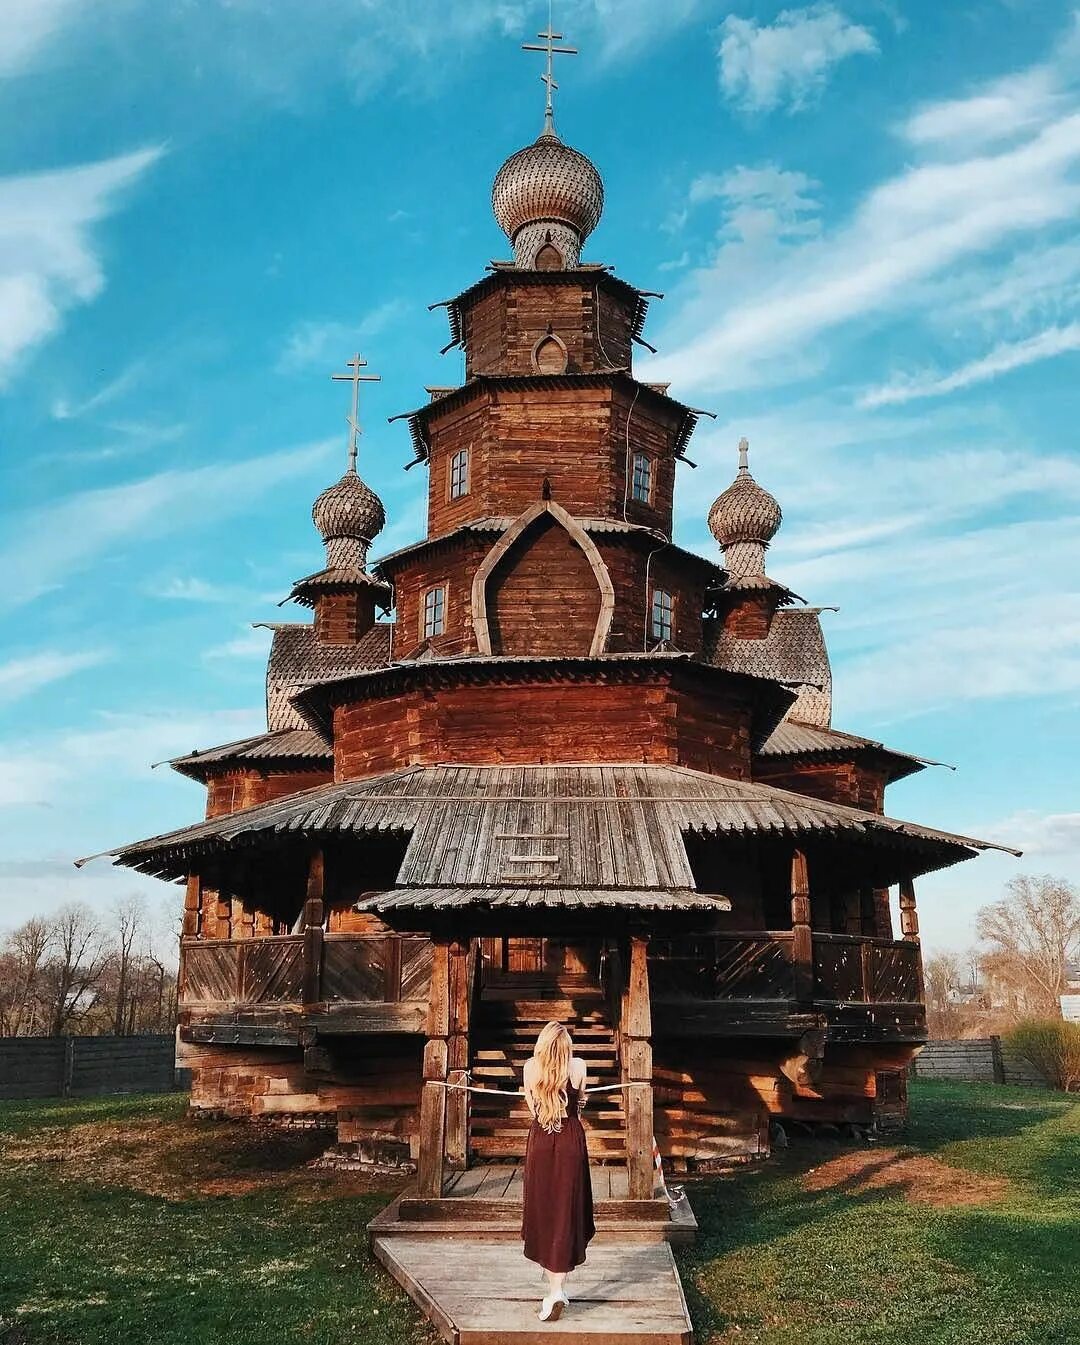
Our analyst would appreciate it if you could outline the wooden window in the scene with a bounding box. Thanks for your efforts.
[535,241,563,270]
[651,588,674,642]
[423,586,446,638]
[449,447,470,500]
[632,453,653,504]
[533,333,568,375]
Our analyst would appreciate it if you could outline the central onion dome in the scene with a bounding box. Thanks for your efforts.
[708,439,782,581]
[492,129,604,270]
[312,466,386,569]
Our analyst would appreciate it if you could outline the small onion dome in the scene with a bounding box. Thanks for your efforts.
[312,466,385,545]
[708,439,782,548]
[492,130,604,266]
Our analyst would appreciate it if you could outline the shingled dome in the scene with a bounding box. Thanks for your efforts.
[708,440,782,548]
[312,467,386,545]
[492,130,604,269]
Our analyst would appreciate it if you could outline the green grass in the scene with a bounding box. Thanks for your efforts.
[0,1082,1076,1344]
[678,1081,1080,1345]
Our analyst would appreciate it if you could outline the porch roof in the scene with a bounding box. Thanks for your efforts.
[78,762,1020,886]
[356,886,729,913]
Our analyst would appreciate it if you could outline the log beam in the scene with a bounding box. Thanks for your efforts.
[301,849,325,1006]
[623,934,654,1200]
[417,938,452,1197]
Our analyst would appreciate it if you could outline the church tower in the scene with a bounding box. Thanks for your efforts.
[88,19,1011,1214]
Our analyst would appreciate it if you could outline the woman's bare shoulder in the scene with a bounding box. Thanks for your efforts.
[522,1056,537,1079]
[570,1056,588,1084]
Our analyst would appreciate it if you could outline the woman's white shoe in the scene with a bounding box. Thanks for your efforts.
[538,1293,565,1321]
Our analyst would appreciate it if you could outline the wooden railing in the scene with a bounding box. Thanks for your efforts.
[179,933,433,1008]
[649,932,922,1006]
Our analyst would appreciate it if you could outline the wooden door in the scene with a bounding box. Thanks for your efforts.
[506,937,543,973]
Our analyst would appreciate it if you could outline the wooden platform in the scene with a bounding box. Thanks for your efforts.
[369,1165,696,1342]
[373,1236,694,1344]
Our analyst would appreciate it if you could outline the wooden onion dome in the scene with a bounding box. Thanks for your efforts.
[492,129,604,270]
[312,466,386,569]
[708,438,782,583]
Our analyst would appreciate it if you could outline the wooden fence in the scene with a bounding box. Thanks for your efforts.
[0,1035,178,1101]
[912,1038,1047,1087]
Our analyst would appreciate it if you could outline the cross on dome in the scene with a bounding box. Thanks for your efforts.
[331,351,380,474]
[311,350,386,568]
[521,10,578,137]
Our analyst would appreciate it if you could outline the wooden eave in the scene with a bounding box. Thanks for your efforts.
[430,266,659,355]
[286,652,798,743]
[79,761,1020,885]
[389,372,708,468]
[286,566,393,610]
[756,722,951,784]
[167,728,332,781]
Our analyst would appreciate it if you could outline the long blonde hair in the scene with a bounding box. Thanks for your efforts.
[531,1021,572,1134]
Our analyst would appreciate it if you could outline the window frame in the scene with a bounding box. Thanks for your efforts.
[651,586,675,643]
[422,584,447,639]
[448,446,470,501]
[631,452,653,505]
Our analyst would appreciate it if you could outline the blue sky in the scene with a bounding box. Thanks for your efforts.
[1,0,1077,954]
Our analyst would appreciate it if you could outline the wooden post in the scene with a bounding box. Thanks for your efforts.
[623,934,654,1201]
[383,937,403,1003]
[301,849,325,1007]
[791,849,814,1004]
[182,873,201,938]
[417,937,451,1197]
[899,877,925,1002]
[444,940,472,1170]
[844,889,863,936]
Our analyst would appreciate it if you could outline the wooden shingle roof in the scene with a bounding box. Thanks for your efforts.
[82,762,1019,885]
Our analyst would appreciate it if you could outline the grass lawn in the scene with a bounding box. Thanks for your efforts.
[0,1081,1076,1345]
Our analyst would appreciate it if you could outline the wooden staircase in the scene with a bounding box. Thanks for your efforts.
[468,979,627,1162]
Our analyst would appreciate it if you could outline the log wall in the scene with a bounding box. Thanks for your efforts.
[333,672,754,779]
[752,758,888,813]
[206,768,333,819]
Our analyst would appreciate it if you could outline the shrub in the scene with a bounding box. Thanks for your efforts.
[1005,1018,1080,1091]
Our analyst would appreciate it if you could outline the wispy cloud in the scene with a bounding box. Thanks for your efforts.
[51,357,146,420]
[649,31,1080,396]
[717,4,878,114]
[975,810,1080,857]
[0,0,79,77]
[145,577,234,603]
[0,648,110,704]
[203,626,273,661]
[0,148,163,385]
[0,439,334,611]
[860,322,1080,407]
[276,298,408,373]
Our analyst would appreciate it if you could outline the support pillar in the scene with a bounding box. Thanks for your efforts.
[899,877,925,1001]
[301,849,325,1006]
[444,940,472,1170]
[791,849,814,1004]
[417,937,451,1197]
[182,873,201,938]
[623,934,654,1200]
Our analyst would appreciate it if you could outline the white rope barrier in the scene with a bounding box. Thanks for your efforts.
[427,1077,648,1098]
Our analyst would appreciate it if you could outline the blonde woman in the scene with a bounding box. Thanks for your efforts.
[521,1021,596,1321]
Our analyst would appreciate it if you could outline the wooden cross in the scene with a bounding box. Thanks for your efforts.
[522,8,577,135]
[331,352,380,472]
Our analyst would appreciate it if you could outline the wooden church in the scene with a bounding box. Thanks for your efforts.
[85,34,1011,1211]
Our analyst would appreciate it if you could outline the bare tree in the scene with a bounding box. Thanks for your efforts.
[44,904,108,1035]
[111,896,145,1036]
[924,951,964,1038]
[0,918,51,1036]
[977,874,1080,1020]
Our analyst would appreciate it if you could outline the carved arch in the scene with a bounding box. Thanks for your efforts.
[532,331,568,375]
[471,500,615,658]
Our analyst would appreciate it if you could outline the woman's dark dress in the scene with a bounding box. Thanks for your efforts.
[521,1080,596,1273]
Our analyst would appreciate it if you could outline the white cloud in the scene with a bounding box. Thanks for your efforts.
[0,0,79,77]
[861,322,1080,407]
[649,102,1080,394]
[0,708,264,810]
[277,298,408,372]
[977,810,1080,856]
[204,626,274,661]
[717,4,878,114]
[0,439,334,611]
[146,577,232,603]
[0,648,110,704]
[688,163,821,244]
[0,148,163,385]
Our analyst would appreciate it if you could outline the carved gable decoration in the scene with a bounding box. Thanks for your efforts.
[472,500,615,657]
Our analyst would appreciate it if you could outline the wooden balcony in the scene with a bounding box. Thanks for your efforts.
[178,933,434,1045]
[648,931,926,1043]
